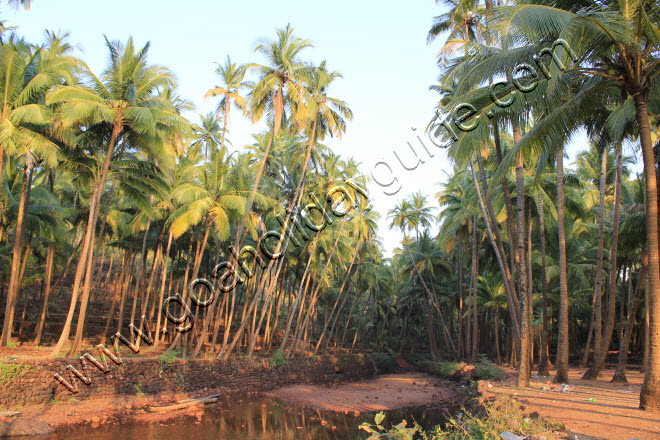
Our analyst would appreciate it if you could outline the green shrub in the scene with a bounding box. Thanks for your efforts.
[133,380,144,396]
[360,412,420,439]
[426,396,562,439]
[434,361,466,380]
[157,348,180,372]
[269,348,286,368]
[473,355,506,381]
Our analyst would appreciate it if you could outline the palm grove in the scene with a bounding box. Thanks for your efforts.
[0,0,658,413]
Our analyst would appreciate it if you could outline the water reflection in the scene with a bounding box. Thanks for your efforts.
[43,396,453,440]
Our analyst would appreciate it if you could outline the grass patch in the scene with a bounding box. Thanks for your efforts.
[0,362,34,392]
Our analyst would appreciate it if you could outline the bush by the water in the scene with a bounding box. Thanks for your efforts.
[360,396,562,439]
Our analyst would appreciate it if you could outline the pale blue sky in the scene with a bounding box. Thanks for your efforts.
[4,1,644,256]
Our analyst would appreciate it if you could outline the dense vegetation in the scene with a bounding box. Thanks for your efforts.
[0,0,658,412]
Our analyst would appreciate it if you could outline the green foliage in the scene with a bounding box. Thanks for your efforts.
[425,397,562,439]
[372,353,397,373]
[473,355,506,381]
[158,348,180,373]
[174,372,185,391]
[360,412,420,439]
[6,340,16,348]
[133,380,144,397]
[269,348,286,368]
[363,398,561,440]
[434,361,466,380]
[0,363,34,389]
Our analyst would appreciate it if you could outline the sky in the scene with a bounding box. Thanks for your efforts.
[4,0,644,256]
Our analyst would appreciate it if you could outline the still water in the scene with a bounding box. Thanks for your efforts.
[42,396,453,439]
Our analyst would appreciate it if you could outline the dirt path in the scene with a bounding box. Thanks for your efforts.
[267,373,460,412]
[487,367,660,440]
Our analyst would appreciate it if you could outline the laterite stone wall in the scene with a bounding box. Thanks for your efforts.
[0,354,376,407]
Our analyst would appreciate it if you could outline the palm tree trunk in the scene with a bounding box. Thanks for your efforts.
[51,123,122,356]
[314,238,360,354]
[612,249,648,383]
[0,159,32,346]
[594,148,608,355]
[583,144,622,379]
[515,148,531,388]
[457,246,464,360]
[474,154,521,337]
[154,231,173,350]
[633,92,660,410]
[537,191,551,375]
[33,241,55,345]
[470,216,478,363]
[554,144,570,384]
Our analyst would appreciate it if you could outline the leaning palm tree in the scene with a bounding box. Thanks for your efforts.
[47,37,190,356]
[0,40,75,346]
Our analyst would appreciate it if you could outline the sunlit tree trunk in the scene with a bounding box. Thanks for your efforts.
[1,158,32,346]
[583,144,622,380]
[633,94,660,410]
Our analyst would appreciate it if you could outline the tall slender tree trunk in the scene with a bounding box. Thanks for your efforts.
[554,144,570,384]
[314,239,360,354]
[632,95,659,410]
[514,134,531,388]
[33,241,55,345]
[154,232,173,350]
[537,191,551,375]
[593,148,608,354]
[470,216,478,363]
[471,156,521,341]
[1,158,31,346]
[612,249,648,383]
[583,144,622,380]
[51,123,122,357]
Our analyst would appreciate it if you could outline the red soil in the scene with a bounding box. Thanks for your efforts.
[484,366,660,440]
[266,373,460,412]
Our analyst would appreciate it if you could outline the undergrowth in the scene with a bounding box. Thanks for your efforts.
[269,348,286,368]
[473,355,506,381]
[157,348,180,372]
[360,396,562,439]
[0,362,34,393]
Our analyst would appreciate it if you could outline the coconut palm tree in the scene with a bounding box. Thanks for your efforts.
[486,0,659,407]
[231,25,313,256]
[47,37,190,356]
[0,39,75,346]
[204,56,249,156]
